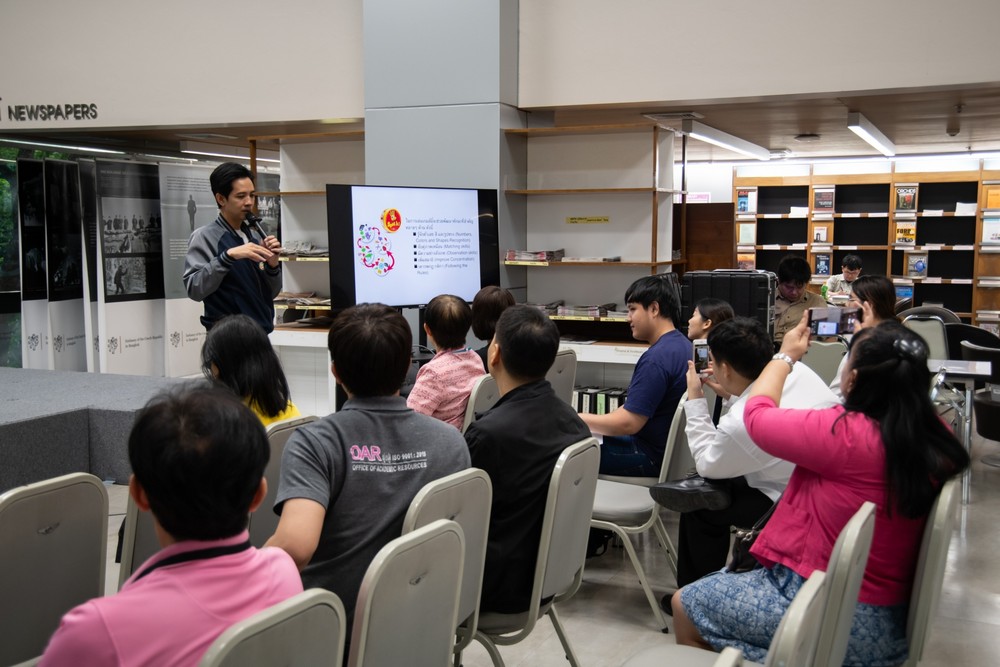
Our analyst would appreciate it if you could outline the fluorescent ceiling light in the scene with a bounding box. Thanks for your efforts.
[847,112,896,157]
[0,138,126,155]
[179,140,280,164]
[681,119,770,161]
[180,149,281,164]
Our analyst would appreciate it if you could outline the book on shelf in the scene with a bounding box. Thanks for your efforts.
[895,186,918,211]
[789,206,809,218]
[955,202,978,216]
[906,251,929,278]
[986,186,1000,210]
[556,303,617,318]
[737,222,757,245]
[982,217,1000,245]
[524,300,564,314]
[895,285,914,299]
[980,322,1000,336]
[736,188,758,214]
[894,220,917,245]
[814,254,831,276]
[812,225,830,243]
[561,255,622,262]
[737,252,756,270]
[812,187,835,211]
[505,248,565,262]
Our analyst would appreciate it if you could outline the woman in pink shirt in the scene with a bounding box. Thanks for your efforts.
[407,294,485,428]
[673,317,968,666]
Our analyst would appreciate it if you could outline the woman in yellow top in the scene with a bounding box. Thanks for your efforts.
[201,314,301,426]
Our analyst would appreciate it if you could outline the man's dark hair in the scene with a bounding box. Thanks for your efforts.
[777,255,811,285]
[328,303,412,397]
[494,305,560,380]
[209,162,253,206]
[129,386,268,541]
[706,317,773,380]
[624,274,680,324]
[842,254,863,270]
[425,294,472,350]
[472,285,515,340]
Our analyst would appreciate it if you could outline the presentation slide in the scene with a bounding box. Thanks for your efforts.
[350,186,482,305]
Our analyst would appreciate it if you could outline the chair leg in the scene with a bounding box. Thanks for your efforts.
[548,606,581,667]
[473,631,506,667]
[612,527,669,632]
[651,515,678,578]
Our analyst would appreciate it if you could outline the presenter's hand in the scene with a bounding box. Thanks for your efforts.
[226,242,274,264]
[262,235,282,268]
[685,361,705,400]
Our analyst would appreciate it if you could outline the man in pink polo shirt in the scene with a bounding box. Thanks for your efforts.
[40,386,303,666]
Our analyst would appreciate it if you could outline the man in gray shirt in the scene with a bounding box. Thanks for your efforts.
[266,303,470,622]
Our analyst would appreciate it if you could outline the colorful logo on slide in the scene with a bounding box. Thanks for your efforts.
[357,224,396,276]
[381,208,402,233]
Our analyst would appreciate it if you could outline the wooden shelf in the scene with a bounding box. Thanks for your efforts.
[506,187,677,196]
[504,259,684,268]
[278,256,330,262]
[551,315,628,323]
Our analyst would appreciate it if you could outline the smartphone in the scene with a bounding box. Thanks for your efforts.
[807,306,860,337]
[692,339,711,375]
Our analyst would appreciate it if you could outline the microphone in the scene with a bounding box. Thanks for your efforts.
[244,212,268,240]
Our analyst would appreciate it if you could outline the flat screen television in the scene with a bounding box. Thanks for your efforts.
[327,184,500,309]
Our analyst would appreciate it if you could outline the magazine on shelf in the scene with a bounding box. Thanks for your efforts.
[812,187,835,211]
[737,252,756,270]
[895,186,918,211]
[736,188,758,214]
[737,222,757,245]
[505,248,565,262]
[986,186,1000,210]
[812,225,829,243]
[895,285,914,299]
[894,220,917,245]
[814,253,831,276]
[906,252,929,278]
[983,218,1000,245]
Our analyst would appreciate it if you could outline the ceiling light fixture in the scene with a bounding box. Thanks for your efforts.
[846,112,896,157]
[680,119,770,161]
[179,140,280,164]
[0,138,127,155]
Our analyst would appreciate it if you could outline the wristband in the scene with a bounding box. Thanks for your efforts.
[771,352,795,371]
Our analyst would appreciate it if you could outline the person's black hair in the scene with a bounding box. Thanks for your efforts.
[842,254,863,270]
[472,285,515,341]
[777,255,812,285]
[706,317,772,380]
[851,274,897,324]
[328,303,411,397]
[494,305,560,380]
[695,298,735,329]
[425,294,472,350]
[129,385,269,541]
[201,314,292,419]
[624,274,680,324]
[209,162,253,206]
[840,322,969,518]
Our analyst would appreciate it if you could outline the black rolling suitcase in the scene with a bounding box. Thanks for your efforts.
[681,269,777,337]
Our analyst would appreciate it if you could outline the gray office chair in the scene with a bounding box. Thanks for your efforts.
[461,374,501,433]
[900,477,960,667]
[249,414,317,547]
[960,340,1000,467]
[800,339,849,386]
[545,348,578,405]
[348,519,465,667]
[118,492,162,589]
[621,570,828,667]
[945,322,1000,361]
[402,469,492,666]
[623,646,744,667]
[199,589,347,667]
[902,315,949,360]
[0,473,109,666]
[475,438,600,667]
[814,502,876,667]
[591,397,688,630]
[897,306,962,324]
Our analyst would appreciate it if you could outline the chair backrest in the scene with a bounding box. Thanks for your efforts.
[248,415,317,547]
[902,315,949,360]
[599,393,689,487]
[546,348,578,405]
[814,502,876,667]
[799,339,849,386]
[198,589,346,667]
[960,339,1000,384]
[764,570,828,667]
[945,322,1000,361]
[894,297,913,315]
[118,492,163,589]
[401,469,492,653]
[898,305,962,324]
[0,473,108,666]
[904,477,960,666]
[715,647,745,667]
[347,519,465,667]
[460,374,501,433]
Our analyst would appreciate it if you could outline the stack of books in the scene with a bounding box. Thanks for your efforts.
[573,386,628,414]
[556,303,617,318]
[505,248,565,262]
[523,300,564,314]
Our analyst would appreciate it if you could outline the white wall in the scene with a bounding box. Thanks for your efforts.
[0,0,364,130]
[519,0,1000,107]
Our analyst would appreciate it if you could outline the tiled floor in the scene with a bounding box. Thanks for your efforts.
[102,434,1000,666]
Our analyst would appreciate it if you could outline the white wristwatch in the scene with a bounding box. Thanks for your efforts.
[771,352,795,371]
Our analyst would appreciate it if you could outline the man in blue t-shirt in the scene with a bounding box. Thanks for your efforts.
[580,275,691,476]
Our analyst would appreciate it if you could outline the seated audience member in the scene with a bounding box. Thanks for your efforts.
[267,303,471,624]
[580,275,691,476]
[773,254,825,344]
[653,317,838,613]
[40,387,303,666]
[407,293,486,428]
[825,253,863,297]
[471,285,515,371]
[464,305,591,613]
[686,298,735,341]
[674,318,969,665]
[830,274,897,398]
[201,314,301,426]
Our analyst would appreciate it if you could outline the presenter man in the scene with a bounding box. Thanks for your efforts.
[183,162,282,333]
